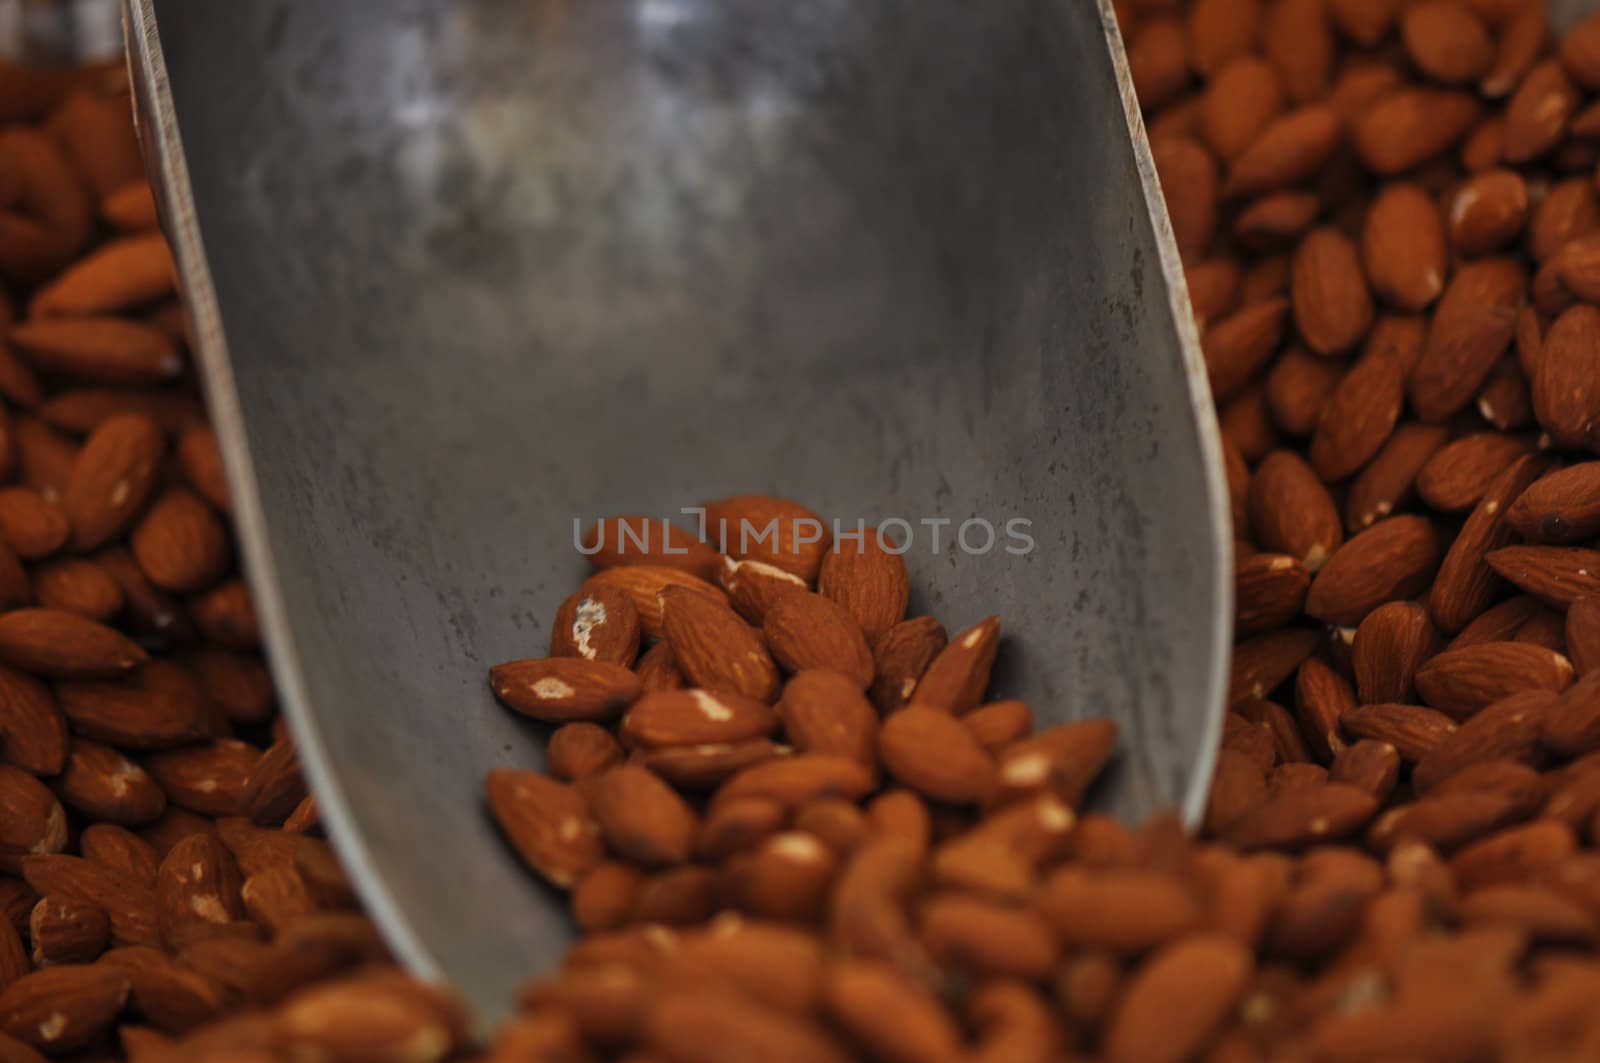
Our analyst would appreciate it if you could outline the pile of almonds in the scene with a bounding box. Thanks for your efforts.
[0,60,468,1063]
[41,0,1600,1056]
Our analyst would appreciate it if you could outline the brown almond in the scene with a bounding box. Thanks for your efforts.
[1451,820,1576,889]
[1568,598,1600,676]
[1154,137,1219,258]
[0,488,67,561]
[1416,432,1536,513]
[762,591,874,690]
[1308,351,1402,481]
[870,617,947,715]
[1414,641,1574,717]
[1345,423,1449,531]
[1248,450,1343,570]
[0,964,129,1053]
[1408,257,1525,422]
[662,585,781,702]
[1448,169,1528,254]
[620,689,777,750]
[1533,304,1600,449]
[777,670,879,765]
[1353,601,1439,704]
[1429,453,1551,633]
[1343,703,1460,761]
[1305,516,1441,626]
[1482,6,1547,97]
[1203,298,1290,401]
[583,764,698,868]
[7,317,180,385]
[817,529,909,646]
[1222,783,1379,849]
[0,766,65,872]
[1504,59,1580,163]
[879,707,996,805]
[1486,545,1600,607]
[1295,657,1355,761]
[20,854,158,948]
[30,233,172,317]
[1401,1,1494,84]
[145,739,260,818]
[1230,628,1321,707]
[1235,553,1309,636]
[714,755,876,811]
[129,487,229,593]
[489,657,642,723]
[484,769,604,889]
[1362,183,1447,311]
[0,608,144,679]
[1038,868,1201,953]
[909,616,1000,714]
[1291,228,1373,356]
[1507,462,1600,545]
[0,664,65,776]
[28,895,107,966]
[59,412,163,551]
[581,565,727,642]
[1412,690,1554,792]
[1224,106,1341,199]
[1352,89,1480,175]
[31,558,121,621]
[1104,935,1254,1063]
[1202,57,1284,160]
[53,740,166,826]
[545,722,623,783]
[1265,347,1343,437]
[548,584,640,667]
[703,495,831,583]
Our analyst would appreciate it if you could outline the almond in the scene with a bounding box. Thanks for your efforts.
[489,657,642,723]
[1415,432,1536,513]
[1362,183,1447,310]
[1037,869,1201,952]
[0,488,67,561]
[31,558,121,621]
[1230,628,1321,707]
[1401,1,1494,84]
[824,959,963,1063]
[878,707,995,805]
[642,739,786,791]
[1352,89,1480,175]
[582,764,698,868]
[714,755,876,811]
[0,766,64,872]
[1569,598,1600,675]
[59,412,162,551]
[1202,57,1284,160]
[545,723,623,783]
[1308,350,1402,480]
[634,641,685,695]
[620,689,777,750]
[1412,690,1554,792]
[1408,257,1525,422]
[581,565,728,641]
[1504,59,1579,163]
[28,895,108,966]
[1451,820,1576,889]
[1104,935,1254,1063]
[1507,462,1600,544]
[662,585,780,702]
[816,530,909,646]
[155,832,247,950]
[1153,137,1219,258]
[1429,453,1550,632]
[869,617,947,715]
[718,556,807,626]
[129,486,229,593]
[548,585,641,667]
[30,232,173,317]
[7,317,180,385]
[1265,347,1343,437]
[1329,738,1401,800]
[0,964,129,1052]
[1486,545,1600,607]
[146,739,260,818]
[52,740,166,825]
[20,854,159,948]
[1413,641,1574,718]
[909,616,1001,714]
[1248,450,1343,570]
[777,671,879,765]
[995,720,1121,807]
[1343,703,1459,761]
[484,769,604,890]
[1236,553,1310,636]
[56,659,209,749]
[274,970,468,1063]
[1203,297,1291,401]
[1295,657,1355,761]
[1532,304,1600,449]
[1305,516,1442,626]
[1222,783,1379,849]
[1262,0,1335,102]
[1224,106,1341,199]
[1448,169,1528,254]
[0,664,65,776]
[1344,423,1449,531]
[1353,601,1439,704]
[1483,6,1547,97]
[762,592,874,690]
[1291,228,1373,355]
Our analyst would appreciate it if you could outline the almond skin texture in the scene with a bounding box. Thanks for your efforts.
[0,608,144,679]
[582,764,698,868]
[1352,89,1480,175]
[1308,350,1403,481]
[548,585,641,667]
[1507,462,1600,545]
[816,530,909,646]
[619,689,777,750]
[1362,183,1447,311]
[0,963,129,1052]
[661,585,781,703]
[1415,432,1536,513]
[129,487,229,594]
[910,616,1001,714]
[870,616,947,715]
[1306,516,1442,626]
[1352,601,1438,705]
[1414,642,1574,718]
[1408,258,1526,423]
[1533,304,1600,449]
[59,412,162,551]
[489,658,641,723]
[581,565,727,642]
[878,707,996,805]
[1291,228,1374,356]
[484,770,604,889]
[1428,453,1549,634]
[1487,546,1600,607]
[777,670,879,764]
[1248,450,1343,570]
[762,592,874,690]
[1224,106,1341,199]
[1401,1,1494,84]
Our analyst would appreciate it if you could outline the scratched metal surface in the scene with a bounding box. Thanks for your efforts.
[125,0,1230,1024]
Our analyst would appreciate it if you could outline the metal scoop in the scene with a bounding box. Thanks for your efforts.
[123,0,1231,1024]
